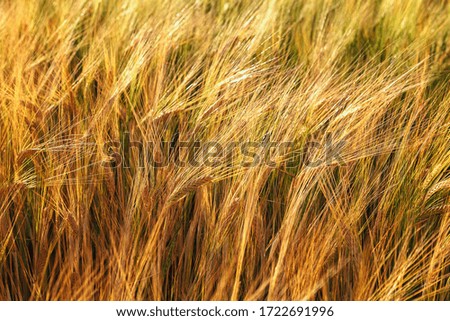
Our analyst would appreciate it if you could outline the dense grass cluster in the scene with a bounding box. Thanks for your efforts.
[0,0,449,300]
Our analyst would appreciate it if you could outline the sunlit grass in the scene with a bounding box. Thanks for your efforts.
[0,0,449,300]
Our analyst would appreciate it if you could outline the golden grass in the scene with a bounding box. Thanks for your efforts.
[0,0,450,300]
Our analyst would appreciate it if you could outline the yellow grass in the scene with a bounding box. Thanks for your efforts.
[0,0,449,300]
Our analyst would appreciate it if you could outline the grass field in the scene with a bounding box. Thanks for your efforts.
[0,0,450,300]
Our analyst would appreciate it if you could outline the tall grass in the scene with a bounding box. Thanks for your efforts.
[0,0,449,300]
